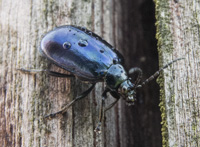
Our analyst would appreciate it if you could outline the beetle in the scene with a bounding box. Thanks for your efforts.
[19,25,183,132]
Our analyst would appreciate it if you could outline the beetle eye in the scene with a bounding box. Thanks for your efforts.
[63,42,71,49]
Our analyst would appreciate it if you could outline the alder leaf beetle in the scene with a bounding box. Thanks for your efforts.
[19,25,184,132]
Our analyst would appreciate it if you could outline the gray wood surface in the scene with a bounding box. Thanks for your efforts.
[0,0,118,146]
[0,0,168,146]
[155,0,200,146]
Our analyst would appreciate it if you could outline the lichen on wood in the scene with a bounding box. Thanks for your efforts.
[155,0,200,146]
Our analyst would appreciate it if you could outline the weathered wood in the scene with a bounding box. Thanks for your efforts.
[0,0,118,146]
[0,0,162,146]
[155,0,200,146]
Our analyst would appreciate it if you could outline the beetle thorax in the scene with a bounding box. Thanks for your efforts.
[105,64,128,90]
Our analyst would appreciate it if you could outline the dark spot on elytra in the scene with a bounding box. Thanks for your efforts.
[78,39,88,47]
[81,27,87,32]
[113,58,118,64]
[88,32,92,36]
[100,49,104,53]
[63,42,71,50]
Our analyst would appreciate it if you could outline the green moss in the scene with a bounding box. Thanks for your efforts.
[157,76,168,147]
[154,0,175,146]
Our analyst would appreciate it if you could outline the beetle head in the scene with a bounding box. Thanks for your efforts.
[119,80,136,105]
[105,64,136,104]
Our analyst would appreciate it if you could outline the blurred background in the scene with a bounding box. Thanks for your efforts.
[118,0,161,146]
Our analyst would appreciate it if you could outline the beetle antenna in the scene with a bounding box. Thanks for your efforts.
[136,57,185,88]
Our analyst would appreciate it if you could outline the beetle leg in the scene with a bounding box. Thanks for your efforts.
[128,67,143,88]
[44,83,96,118]
[94,88,110,133]
[17,68,75,77]
[105,98,120,112]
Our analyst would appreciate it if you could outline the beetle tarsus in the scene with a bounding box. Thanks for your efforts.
[17,68,39,74]
[94,122,101,133]
[44,113,57,119]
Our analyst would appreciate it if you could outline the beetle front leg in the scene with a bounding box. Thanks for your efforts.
[94,88,110,133]
[17,68,75,77]
[45,83,96,118]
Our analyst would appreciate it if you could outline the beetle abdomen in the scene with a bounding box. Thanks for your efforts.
[40,25,123,81]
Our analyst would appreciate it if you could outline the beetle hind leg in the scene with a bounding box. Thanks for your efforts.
[17,68,75,77]
[44,83,96,118]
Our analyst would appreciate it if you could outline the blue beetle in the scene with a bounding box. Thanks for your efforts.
[19,25,183,132]
[40,26,135,102]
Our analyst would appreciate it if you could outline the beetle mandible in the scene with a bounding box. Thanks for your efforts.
[19,25,183,132]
